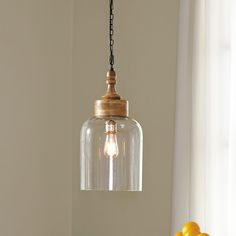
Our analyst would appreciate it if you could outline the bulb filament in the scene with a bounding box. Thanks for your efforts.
[104,120,119,158]
[104,120,119,191]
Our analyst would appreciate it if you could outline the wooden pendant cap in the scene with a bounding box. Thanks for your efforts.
[94,70,129,117]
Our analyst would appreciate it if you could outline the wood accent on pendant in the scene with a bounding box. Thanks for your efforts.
[94,70,129,117]
[102,70,121,100]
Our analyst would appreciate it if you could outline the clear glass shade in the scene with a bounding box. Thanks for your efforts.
[80,116,143,191]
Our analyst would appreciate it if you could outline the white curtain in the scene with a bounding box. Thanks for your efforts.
[172,0,236,235]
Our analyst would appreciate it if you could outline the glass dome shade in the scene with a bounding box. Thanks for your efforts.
[80,116,143,191]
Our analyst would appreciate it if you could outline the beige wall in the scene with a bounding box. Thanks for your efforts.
[0,0,72,236]
[73,1,179,236]
[0,0,179,235]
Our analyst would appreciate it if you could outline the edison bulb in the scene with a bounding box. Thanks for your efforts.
[104,120,119,158]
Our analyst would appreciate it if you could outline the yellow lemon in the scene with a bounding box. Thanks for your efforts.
[198,234,209,236]
[175,232,183,236]
[182,222,200,235]
[184,231,200,236]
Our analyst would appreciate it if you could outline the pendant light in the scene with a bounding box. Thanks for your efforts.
[80,0,143,191]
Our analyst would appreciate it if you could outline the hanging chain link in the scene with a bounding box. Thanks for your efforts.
[109,0,115,70]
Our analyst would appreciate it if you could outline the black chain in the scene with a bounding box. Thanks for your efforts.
[109,0,114,70]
